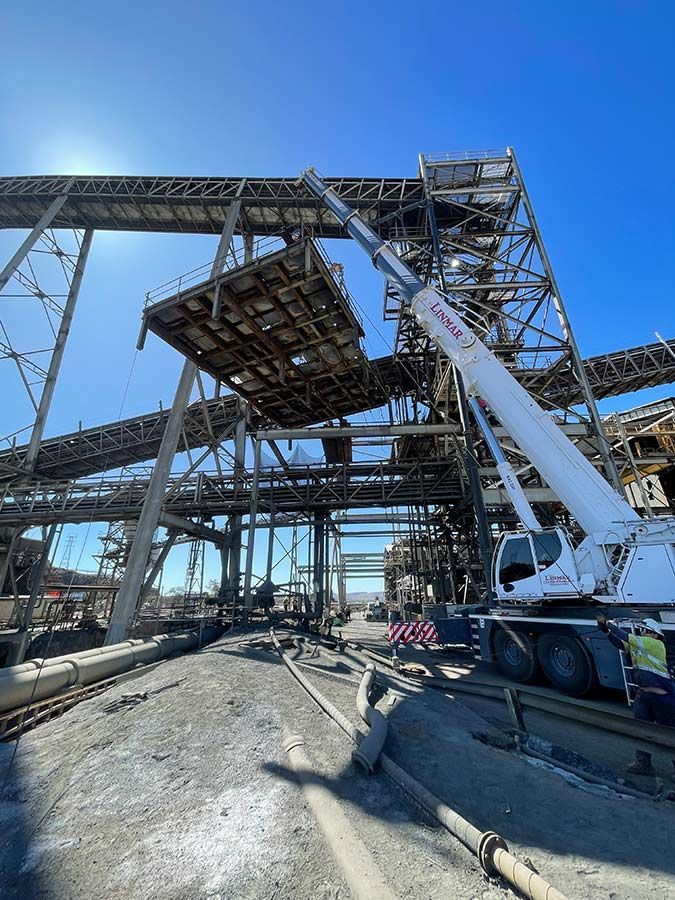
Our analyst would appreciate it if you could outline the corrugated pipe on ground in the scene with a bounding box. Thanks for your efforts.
[0,626,223,714]
[284,732,399,900]
[352,663,388,774]
[269,629,568,900]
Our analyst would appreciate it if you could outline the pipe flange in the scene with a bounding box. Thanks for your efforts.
[351,748,375,775]
[62,658,83,686]
[478,831,508,877]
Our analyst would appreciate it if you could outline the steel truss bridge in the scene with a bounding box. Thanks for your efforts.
[0,174,430,239]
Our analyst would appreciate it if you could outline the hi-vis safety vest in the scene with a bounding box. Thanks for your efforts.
[627,634,669,678]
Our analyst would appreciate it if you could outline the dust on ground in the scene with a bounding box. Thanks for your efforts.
[0,630,510,900]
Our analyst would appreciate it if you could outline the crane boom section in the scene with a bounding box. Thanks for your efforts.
[301,168,639,538]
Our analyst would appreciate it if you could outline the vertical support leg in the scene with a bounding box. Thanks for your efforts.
[243,232,254,264]
[227,401,248,604]
[335,529,345,609]
[455,371,493,596]
[614,415,653,516]
[218,538,231,610]
[243,438,262,608]
[105,217,239,644]
[6,524,59,665]
[24,229,94,470]
[266,506,276,583]
[422,184,492,599]
[313,513,325,617]
[105,358,196,644]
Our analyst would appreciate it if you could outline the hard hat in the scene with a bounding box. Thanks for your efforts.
[641,618,664,636]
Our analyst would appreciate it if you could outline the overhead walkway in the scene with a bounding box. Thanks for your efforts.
[0,460,463,527]
[521,337,675,407]
[0,173,431,239]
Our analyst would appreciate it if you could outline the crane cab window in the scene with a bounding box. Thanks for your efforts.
[498,537,536,584]
[531,531,563,570]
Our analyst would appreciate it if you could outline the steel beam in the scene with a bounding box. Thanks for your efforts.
[158,513,227,545]
[226,401,248,602]
[140,531,178,603]
[105,358,197,644]
[255,423,460,440]
[0,188,72,293]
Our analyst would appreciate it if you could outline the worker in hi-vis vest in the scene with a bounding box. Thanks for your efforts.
[598,614,675,776]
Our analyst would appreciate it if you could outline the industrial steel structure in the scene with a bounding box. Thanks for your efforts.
[1,149,674,660]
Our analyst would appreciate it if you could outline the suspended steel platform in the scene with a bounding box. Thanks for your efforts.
[141,239,392,426]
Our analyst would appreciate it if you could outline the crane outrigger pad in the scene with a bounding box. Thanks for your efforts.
[142,239,390,426]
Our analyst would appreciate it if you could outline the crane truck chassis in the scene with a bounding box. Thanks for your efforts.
[300,161,675,700]
[431,606,675,697]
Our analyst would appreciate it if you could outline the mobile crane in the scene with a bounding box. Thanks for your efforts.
[301,165,675,696]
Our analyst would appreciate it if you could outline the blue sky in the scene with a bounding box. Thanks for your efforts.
[1,0,674,592]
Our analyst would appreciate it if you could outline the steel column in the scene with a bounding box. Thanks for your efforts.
[105,357,197,643]
[614,415,654,517]
[105,229,240,645]
[313,513,326,617]
[266,506,276,583]
[227,401,248,602]
[243,438,262,608]
[24,230,94,471]
[139,530,179,602]
[106,220,235,643]
[6,524,59,665]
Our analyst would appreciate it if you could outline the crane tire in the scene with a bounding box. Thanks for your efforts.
[492,628,539,683]
[537,633,596,696]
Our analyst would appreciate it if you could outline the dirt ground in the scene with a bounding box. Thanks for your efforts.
[1,624,674,900]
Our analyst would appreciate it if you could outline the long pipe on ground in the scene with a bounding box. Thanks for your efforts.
[352,663,388,774]
[0,626,223,714]
[4,639,149,676]
[270,630,567,900]
[284,732,398,900]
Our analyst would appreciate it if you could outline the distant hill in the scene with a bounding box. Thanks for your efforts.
[347,591,383,606]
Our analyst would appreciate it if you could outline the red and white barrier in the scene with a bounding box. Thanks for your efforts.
[387,621,439,645]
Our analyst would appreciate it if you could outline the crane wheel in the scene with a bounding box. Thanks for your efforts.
[492,629,539,683]
[537,633,596,696]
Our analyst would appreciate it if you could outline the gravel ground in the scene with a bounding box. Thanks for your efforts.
[317,623,675,900]
[2,624,675,900]
[0,630,511,900]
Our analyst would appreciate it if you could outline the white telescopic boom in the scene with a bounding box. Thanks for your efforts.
[301,168,639,539]
[468,397,541,532]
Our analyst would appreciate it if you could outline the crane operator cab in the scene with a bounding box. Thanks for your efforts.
[493,527,593,603]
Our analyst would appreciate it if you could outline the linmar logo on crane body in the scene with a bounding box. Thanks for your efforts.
[426,299,464,340]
